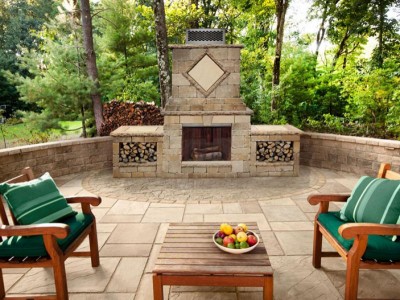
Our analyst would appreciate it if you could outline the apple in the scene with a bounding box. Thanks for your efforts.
[247,234,257,246]
[234,226,244,235]
[223,236,235,247]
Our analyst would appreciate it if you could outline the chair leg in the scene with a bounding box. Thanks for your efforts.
[89,222,100,267]
[344,254,360,300]
[312,222,323,268]
[53,257,69,300]
[344,235,367,300]
[0,269,5,299]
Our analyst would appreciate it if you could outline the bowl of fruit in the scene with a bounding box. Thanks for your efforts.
[213,223,259,254]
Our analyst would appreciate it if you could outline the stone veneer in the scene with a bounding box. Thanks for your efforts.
[301,132,400,176]
[0,137,112,182]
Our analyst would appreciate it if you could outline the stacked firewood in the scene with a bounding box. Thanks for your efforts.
[256,141,294,162]
[119,142,157,163]
[100,100,164,136]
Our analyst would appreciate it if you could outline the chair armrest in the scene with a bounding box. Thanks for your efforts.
[307,194,350,205]
[0,223,70,239]
[66,196,101,206]
[308,194,350,214]
[339,223,400,239]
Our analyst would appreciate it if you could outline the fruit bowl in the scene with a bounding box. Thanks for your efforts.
[213,230,260,254]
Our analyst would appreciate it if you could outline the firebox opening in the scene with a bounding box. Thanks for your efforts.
[182,126,231,161]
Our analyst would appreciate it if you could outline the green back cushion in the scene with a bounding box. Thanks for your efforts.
[340,176,400,240]
[0,172,77,225]
[319,212,400,261]
[0,213,93,257]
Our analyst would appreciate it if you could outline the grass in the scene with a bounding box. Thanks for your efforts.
[0,121,82,148]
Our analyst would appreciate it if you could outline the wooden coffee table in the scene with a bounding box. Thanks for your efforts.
[152,222,273,299]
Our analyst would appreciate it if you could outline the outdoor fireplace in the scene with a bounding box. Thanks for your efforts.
[182,126,231,161]
[111,29,302,178]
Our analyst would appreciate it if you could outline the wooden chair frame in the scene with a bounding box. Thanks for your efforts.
[308,163,400,300]
[0,167,101,300]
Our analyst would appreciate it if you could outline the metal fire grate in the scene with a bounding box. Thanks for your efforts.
[186,29,225,45]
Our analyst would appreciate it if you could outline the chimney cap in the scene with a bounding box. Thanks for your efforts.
[186,29,225,45]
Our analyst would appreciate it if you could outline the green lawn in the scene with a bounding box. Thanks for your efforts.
[0,121,82,148]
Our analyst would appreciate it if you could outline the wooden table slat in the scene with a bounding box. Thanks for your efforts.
[155,258,271,267]
[153,264,273,275]
[157,252,269,260]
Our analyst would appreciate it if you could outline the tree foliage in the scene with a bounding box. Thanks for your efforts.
[1,0,399,140]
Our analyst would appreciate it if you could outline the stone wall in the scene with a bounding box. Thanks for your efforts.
[250,125,301,177]
[0,137,113,182]
[301,132,400,176]
[111,126,163,178]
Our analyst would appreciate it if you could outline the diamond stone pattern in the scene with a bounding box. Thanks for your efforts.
[187,54,225,92]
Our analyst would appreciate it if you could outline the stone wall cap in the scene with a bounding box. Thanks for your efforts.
[162,108,253,116]
[0,136,113,156]
[251,124,303,135]
[110,125,164,137]
[302,132,400,148]
[169,44,244,49]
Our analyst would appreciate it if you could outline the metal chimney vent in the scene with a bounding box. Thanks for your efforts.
[186,29,225,44]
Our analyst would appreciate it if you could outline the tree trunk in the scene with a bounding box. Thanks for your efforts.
[80,0,104,135]
[271,0,289,112]
[315,2,328,60]
[376,1,385,68]
[332,27,350,69]
[153,0,171,108]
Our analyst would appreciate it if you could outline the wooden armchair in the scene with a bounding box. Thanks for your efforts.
[0,167,101,300]
[308,163,400,300]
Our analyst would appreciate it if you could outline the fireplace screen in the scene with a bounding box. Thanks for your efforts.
[182,126,231,161]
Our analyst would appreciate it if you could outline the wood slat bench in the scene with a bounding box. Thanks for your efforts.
[152,222,273,300]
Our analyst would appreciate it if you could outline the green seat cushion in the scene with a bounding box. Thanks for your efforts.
[0,172,77,225]
[340,176,400,241]
[318,212,400,262]
[0,213,93,258]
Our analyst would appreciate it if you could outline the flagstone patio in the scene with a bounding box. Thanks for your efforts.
[3,166,400,299]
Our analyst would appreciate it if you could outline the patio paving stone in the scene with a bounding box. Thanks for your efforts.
[142,207,184,222]
[10,257,120,294]
[185,203,223,214]
[274,231,315,255]
[100,244,153,257]
[106,257,147,293]
[270,256,342,300]
[222,202,242,213]
[4,165,400,299]
[269,221,313,231]
[108,200,149,215]
[261,205,309,222]
[259,231,285,256]
[183,213,204,222]
[69,293,134,300]
[108,223,158,244]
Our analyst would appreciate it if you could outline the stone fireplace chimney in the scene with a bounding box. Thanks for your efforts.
[111,30,301,178]
[161,29,253,177]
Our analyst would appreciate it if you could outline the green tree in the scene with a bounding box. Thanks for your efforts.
[10,2,94,137]
[0,0,58,117]
[96,0,159,103]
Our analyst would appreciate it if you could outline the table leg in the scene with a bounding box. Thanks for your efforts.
[263,275,273,300]
[153,273,163,300]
